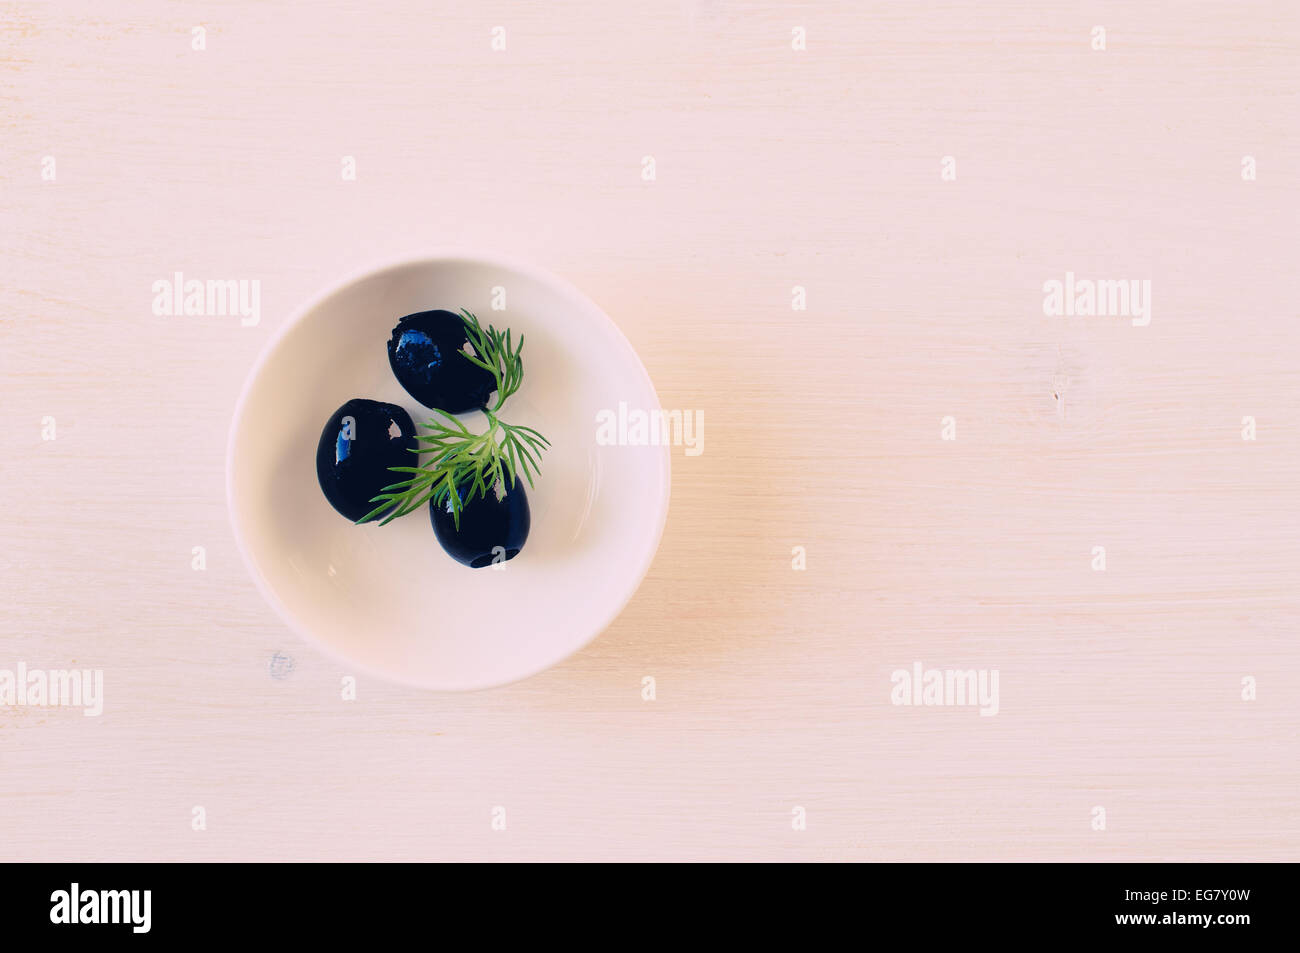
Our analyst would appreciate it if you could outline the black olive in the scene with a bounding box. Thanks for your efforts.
[430,480,531,568]
[387,310,496,413]
[315,398,416,521]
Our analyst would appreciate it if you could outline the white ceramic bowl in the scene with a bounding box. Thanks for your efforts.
[226,252,670,690]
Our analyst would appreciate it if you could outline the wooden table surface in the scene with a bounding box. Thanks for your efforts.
[2,1,1297,861]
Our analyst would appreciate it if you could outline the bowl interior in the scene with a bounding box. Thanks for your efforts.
[228,257,669,689]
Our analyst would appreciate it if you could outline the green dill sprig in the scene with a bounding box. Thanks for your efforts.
[458,308,525,411]
[356,310,549,528]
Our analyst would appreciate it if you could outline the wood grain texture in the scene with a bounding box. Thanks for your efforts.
[1,0,1297,861]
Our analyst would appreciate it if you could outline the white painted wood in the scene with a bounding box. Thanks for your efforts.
[1,0,1296,860]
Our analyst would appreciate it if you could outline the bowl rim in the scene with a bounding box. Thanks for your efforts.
[224,248,671,691]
